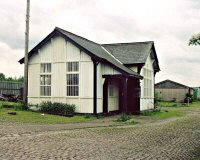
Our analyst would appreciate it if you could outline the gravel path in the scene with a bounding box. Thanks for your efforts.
[0,109,200,160]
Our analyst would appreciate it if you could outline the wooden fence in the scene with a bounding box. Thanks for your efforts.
[0,81,23,96]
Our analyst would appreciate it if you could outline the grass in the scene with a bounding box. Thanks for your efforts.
[157,101,183,107]
[0,101,96,124]
[140,108,184,119]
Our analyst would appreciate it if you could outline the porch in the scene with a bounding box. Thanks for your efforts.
[102,74,141,115]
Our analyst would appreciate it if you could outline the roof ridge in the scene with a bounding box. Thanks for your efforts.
[102,41,154,45]
[156,79,190,88]
[101,46,123,65]
[55,27,100,45]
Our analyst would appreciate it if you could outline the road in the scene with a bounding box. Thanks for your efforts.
[0,108,200,159]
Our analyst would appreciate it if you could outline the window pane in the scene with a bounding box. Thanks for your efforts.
[109,85,114,97]
[47,64,51,72]
[40,86,51,96]
[40,76,44,85]
[41,63,51,73]
[67,74,79,85]
[67,62,79,72]
[45,75,51,85]
[67,86,79,96]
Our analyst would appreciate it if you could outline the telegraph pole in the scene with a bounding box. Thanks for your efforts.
[23,0,30,103]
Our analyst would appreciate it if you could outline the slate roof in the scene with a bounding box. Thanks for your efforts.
[155,80,193,89]
[57,28,141,77]
[102,42,160,71]
[19,27,142,78]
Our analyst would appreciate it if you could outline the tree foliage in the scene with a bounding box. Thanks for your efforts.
[0,73,24,82]
[189,33,200,46]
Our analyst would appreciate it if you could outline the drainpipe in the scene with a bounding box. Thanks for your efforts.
[92,58,99,115]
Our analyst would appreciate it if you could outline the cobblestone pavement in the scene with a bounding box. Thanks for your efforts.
[0,109,200,159]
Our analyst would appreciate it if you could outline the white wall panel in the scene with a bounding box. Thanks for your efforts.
[102,63,120,75]
[52,98,66,103]
[39,98,51,103]
[81,51,91,61]
[28,64,40,98]
[51,63,66,97]
[140,98,154,110]
[79,98,93,113]
[80,62,93,98]
[28,98,39,105]
[29,52,39,64]
[140,54,155,110]
[66,41,80,61]
[53,36,65,62]
[40,41,52,62]
[97,98,103,113]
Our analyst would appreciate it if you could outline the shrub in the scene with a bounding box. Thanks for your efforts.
[155,92,162,104]
[116,113,132,122]
[13,102,28,111]
[39,101,76,116]
[184,93,193,103]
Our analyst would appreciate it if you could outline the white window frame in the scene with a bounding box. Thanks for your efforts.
[40,63,51,97]
[143,68,152,98]
[66,61,79,97]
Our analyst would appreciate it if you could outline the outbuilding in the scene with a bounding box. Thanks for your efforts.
[155,80,194,102]
[19,27,160,114]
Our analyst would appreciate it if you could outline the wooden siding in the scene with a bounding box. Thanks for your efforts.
[140,54,155,110]
[155,81,187,89]
[108,80,119,111]
[28,36,94,113]
[155,88,188,102]
[96,63,121,113]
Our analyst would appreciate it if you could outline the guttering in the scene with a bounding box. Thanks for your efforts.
[92,58,99,115]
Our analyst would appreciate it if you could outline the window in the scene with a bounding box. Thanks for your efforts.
[109,85,114,97]
[40,63,51,96]
[67,62,79,96]
[143,68,152,97]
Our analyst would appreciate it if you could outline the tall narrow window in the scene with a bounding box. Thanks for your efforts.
[40,63,51,96]
[143,68,152,98]
[67,62,79,96]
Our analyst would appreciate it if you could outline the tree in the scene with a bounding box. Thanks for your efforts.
[0,73,6,81]
[189,33,200,46]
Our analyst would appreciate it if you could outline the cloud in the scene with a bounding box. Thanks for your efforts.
[0,0,200,86]
[0,42,23,77]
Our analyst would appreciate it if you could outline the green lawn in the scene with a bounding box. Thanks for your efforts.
[0,101,96,124]
[140,109,184,119]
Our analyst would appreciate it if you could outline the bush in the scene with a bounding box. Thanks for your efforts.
[116,113,132,122]
[39,101,76,116]
[14,102,28,111]
[184,93,193,103]
[155,92,162,104]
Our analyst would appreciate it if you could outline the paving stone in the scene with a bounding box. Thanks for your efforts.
[0,109,200,159]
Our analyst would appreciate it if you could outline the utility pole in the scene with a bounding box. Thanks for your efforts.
[23,0,30,103]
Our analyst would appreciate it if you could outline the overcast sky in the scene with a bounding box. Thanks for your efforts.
[0,0,199,86]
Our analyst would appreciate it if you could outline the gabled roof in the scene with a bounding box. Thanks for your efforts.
[155,79,192,89]
[19,27,142,79]
[102,42,160,71]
